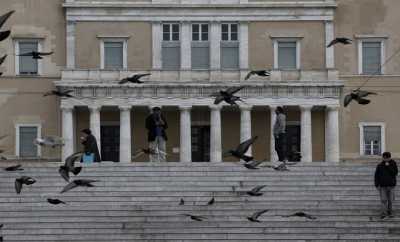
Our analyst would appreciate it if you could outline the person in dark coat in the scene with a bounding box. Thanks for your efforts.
[145,107,168,162]
[273,106,287,163]
[81,128,101,163]
[375,151,398,218]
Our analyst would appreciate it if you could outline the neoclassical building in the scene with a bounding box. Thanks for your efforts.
[0,0,399,163]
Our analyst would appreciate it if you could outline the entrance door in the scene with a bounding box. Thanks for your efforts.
[286,125,301,162]
[101,125,120,162]
[191,126,210,162]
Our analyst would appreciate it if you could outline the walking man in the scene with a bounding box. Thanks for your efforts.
[273,106,287,163]
[145,107,168,162]
[80,128,101,163]
[375,151,398,218]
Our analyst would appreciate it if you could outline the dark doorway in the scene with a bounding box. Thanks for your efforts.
[286,125,301,162]
[191,125,210,162]
[101,125,120,162]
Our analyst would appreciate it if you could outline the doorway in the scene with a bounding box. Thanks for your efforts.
[286,125,301,162]
[191,125,210,162]
[100,125,120,162]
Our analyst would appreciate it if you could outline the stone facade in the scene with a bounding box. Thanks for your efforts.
[0,0,398,162]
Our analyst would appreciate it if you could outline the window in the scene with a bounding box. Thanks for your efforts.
[361,41,383,75]
[16,124,41,158]
[15,40,40,75]
[359,122,385,156]
[273,39,301,70]
[100,39,127,70]
[192,23,209,70]
[221,23,239,69]
[162,23,180,70]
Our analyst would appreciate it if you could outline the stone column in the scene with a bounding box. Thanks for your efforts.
[61,105,74,162]
[240,105,253,158]
[210,21,221,73]
[325,105,340,162]
[269,106,278,162]
[152,21,162,70]
[66,20,76,69]
[179,106,192,163]
[180,21,191,70]
[325,20,335,69]
[239,21,249,80]
[210,105,222,162]
[300,105,313,162]
[119,105,132,163]
[89,105,101,154]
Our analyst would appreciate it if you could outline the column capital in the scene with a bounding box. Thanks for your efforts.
[300,105,313,111]
[209,104,223,111]
[179,105,192,111]
[326,105,340,111]
[88,104,102,112]
[269,105,278,110]
[61,104,74,111]
[151,20,162,24]
[119,105,132,111]
[239,104,253,111]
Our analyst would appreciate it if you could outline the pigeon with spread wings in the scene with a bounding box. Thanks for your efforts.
[327,37,352,48]
[344,89,378,107]
[247,209,269,222]
[225,136,258,162]
[118,73,151,84]
[210,86,245,106]
[244,70,271,80]
[18,51,53,59]
[15,176,36,194]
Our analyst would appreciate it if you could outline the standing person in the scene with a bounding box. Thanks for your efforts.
[375,152,398,218]
[273,106,287,163]
[145,107,168,162]
[80,128,101,163]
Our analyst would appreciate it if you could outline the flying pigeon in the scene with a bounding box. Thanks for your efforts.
[179,198,185,205]
[18,51,53,59]
[283,211,317,220]
[344,89,377,107]
[244,70,271,80]
[4,164,23,171]
[34,136,64,148]
[247,209,269,222]
[15,176,36,194]
[182,214,207,221]
[0,30,10,42]
[327,37,352,48]
[0,55,7,66]
[61,179,98,193]
[118,73,151,84]
[43,89,74,98]
[0,11,15,30]
[226,136,258,162]
[210,86,245,106]
[59,152,82,182]
[246,185,267,196]
[207,197,215,205]
[47,198,66,205]
[244,160,264,170]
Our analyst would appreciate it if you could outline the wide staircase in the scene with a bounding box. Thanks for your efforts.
[0,161,400,242]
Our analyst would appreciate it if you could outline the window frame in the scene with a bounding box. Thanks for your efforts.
[100,38,128,70]
[358,38,386,75]
[273,38,301,70]
[15,123,41,158]
[162,23,180,42]
[14,39,42,76]
[221,23,239,42]
[359,122,386,157]
[191,23,209,42]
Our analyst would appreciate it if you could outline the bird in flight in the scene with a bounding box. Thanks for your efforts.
[43,89,74,98]
[246,185,267,196]
[118,73,151,84]
[4,164,23,171]
[0,10,14,43]
[59,152,83,182]
[15,176,36,194]
[282,211,317,220]
[34,136,64,148]
[244,70,271,80]
[211,86,245,106]
[18,51,53,59]
[344,89,377,107]
[181,214,207,221]
[247,209,269,222]
[61,179,98,193]
[243,160,264,170]
[327,37,352,48]
[225,136,258,162]
[47,198,66,205]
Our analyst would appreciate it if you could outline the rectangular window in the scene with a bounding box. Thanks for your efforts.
[18,41,39,75]
[278,41,297,70]
[192,23,209,70]
[359,123,385,156]
[221,23,239,69]
[362,42,382,75]
[104,41,124,69]
[162,23,180,70]
[18,126,38,157]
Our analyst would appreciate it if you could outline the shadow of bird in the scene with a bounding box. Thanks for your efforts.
[118,73,151,84]
[246,185,266,196]
[247,209,269,222]
[17,51,53,59]
[225,136,258,162]
[282,211,317,220]
[244,70,271,80]
[344,89,377,107]
[47,198,66,205]
[327,37,352,48]
[15,176,36,194]
[4,164,23,171]
[60,179,98,193]
[210,86,245,106]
